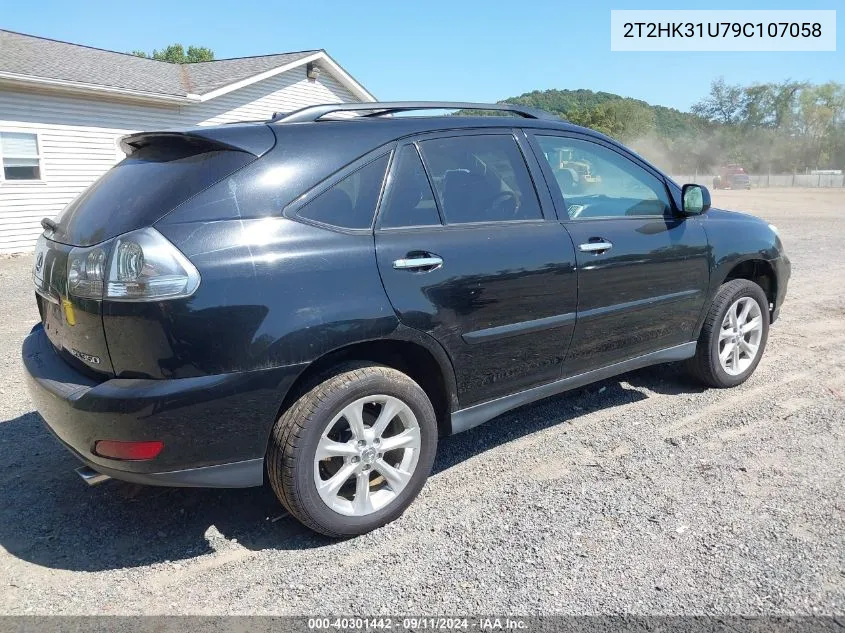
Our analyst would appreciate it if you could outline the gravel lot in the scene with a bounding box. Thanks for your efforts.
[0,188,842,616]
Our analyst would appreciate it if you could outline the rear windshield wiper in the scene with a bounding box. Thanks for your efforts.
[41,218,59,233]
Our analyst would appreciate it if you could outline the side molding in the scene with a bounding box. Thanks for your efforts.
[462,312,576,345]
[450,342,697,434]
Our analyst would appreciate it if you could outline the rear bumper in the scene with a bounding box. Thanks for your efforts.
[22,324,305,487]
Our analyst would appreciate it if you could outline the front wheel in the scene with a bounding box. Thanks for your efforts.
[267,363,437,537]
[686,279,770,388]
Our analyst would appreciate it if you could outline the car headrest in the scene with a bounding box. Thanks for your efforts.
[443,170,490,222]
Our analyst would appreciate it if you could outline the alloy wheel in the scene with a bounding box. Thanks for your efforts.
[718,296,764,376]
[313,395,421,516]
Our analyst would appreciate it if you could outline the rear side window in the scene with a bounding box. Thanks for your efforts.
[379,145,440,228]
[419,135,542,224]
[298,154,389,229]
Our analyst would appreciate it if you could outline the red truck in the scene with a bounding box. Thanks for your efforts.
[713,164,751,190]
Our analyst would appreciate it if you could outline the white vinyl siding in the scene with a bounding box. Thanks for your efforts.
[0,67,360,253]
[195,67,358,125]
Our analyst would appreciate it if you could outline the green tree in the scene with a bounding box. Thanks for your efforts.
[131,44,214,63]
[691,77,745,125]
[574,99,656,142]
[799,82,845,169]
[742,84,776,128]
[770,80,804,130]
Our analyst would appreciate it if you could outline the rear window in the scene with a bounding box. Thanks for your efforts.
[53,141,254,246]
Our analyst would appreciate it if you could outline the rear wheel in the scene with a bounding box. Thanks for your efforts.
[267,363,437,537]
[687,279,769,388]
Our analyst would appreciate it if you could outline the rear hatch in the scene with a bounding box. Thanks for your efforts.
[33,124,275,377]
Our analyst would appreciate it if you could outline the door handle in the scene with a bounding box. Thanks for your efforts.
[393,255,443,271]
[579,240,613,253]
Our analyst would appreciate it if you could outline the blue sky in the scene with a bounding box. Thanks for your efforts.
[3,0,842,112]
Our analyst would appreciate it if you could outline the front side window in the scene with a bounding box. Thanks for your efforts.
[419,135,542,224]
[378,145,440,228]
[0,132,41,180]
[297,154,390,229]
[536,136,671,219]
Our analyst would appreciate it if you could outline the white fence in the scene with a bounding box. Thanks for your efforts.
[671,173,845,188]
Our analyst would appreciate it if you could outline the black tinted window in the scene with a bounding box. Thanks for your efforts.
[298,154,389,229]
[56,142,254,246]
[379,146,440,228]
[419,135,542,224]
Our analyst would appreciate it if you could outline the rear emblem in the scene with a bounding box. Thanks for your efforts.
[70,348,101,364]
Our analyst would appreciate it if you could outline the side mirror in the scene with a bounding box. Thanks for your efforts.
[682,184,711,215]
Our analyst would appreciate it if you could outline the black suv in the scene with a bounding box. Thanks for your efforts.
[23,102,790,536]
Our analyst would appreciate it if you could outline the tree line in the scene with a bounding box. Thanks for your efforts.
[506,81,845,174]
[130,43,214,64]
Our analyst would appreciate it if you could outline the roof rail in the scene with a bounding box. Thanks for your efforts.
[271,101,559,123]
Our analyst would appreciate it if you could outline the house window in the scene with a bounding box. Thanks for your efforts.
[0,132,42,181]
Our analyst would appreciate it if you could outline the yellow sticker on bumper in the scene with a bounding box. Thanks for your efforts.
[62,298,76,326]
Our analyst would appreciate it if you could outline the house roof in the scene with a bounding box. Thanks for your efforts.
[0,30,374,102]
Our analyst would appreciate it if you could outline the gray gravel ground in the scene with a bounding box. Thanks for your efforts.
[0,188,842,616]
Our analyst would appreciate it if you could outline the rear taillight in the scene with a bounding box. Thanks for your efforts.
[68,245,106,298]
[94,439,164,461]
[67,227,200,302]
[106,228,200,301]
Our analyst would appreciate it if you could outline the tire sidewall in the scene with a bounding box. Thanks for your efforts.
[291,369,437,536]
[707,282,770,387]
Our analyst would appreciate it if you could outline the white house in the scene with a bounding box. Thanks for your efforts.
[0,30,375,252]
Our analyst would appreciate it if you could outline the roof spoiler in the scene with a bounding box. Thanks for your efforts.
[119,123,276,157]
[272,101,560,123]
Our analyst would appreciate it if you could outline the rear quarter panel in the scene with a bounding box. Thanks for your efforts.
[104,217,398,379]
[102,125,414,380]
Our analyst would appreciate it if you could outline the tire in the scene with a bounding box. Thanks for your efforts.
[686,279,770,388]
[267,362,437,537]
